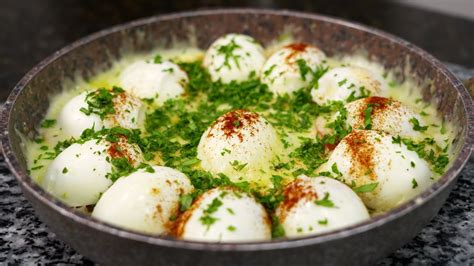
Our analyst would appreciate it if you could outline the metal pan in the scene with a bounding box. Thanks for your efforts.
[1,9,472,266]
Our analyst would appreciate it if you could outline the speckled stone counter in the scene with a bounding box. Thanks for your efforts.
[0,62,473,265]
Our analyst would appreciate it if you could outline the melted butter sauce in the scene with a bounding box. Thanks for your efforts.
[26,44,456,200]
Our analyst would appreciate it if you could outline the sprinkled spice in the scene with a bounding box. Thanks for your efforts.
[285,43,309,61]
[358,97,393,126]
[278,179,317,221]
[344,131,376,180]
[209,109,260,142]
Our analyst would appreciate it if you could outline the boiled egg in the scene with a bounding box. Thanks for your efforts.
[203,34,266,83]
[311,66,386,105]
[315,96,425,139]
[197,110,280,185]
[175,187,271,242]
[42,138,143,207]
[319,130,433,211]
[119,60,188,104]
[92,166,193,234]
[261,43,326,95]
[57,89,141,138]
[276,176,369,237]
[344,96,423,138]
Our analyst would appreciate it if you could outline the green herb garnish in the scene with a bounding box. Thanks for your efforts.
[40,119,56,128]
[314,192,335,208]
[409,117,428,132]
[353,182,378,193]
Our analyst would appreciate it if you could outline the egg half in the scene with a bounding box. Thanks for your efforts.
[319,130,432,211]
[261,43,326,95]
[197,110,281,186]
[276,176,369,237]
[175,187,271,242]
[92,166,193,234]
[42,138,143,207]
[311,66,386,105]
[315,96,425,139]
[119,60,188,104]
[58,89,141,138]
[344,96,423,138]
[203,33,266,83]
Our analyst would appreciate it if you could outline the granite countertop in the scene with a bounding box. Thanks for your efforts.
[0,1,473,264]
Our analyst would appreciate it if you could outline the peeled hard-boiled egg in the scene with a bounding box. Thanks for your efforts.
[344,96,423,138]
[119,60,188,103]
[92,166,193,234]
[276,176,369,237]
[319,130,433,211]
[197,110,280,184]
[58,89,141,138]
[315,96,425,139]
[42,138,143,207]
[175,187,271,242]
[261,43,326,95]
[311,66,386,105]
[203,33,266,83]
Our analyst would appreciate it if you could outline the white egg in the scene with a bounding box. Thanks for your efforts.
[92,166,193,234]
[58,90,141,138]
[203,34,266,83]
[344,96,424,138]
[175,187,271,242]
[311,66,386,105]
[319,130,433,211]
[119,60,188,103]
[43,138,143,207]
[57,92,103,138]
[197,110,281,184]
[261,43,326,95]
[276,176,369,237]
[315,96,425,139]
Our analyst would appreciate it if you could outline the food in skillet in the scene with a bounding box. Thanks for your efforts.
[27,33,454,242]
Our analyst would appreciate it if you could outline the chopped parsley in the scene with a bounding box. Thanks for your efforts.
[230,160,247,171]
[40,119,56,128]
[227,225,236,232]
[331,163,342,178]
[271,216,286,238]
[179,194,194,212]
[353,182,378,193]
[220,148,231,156]
[412,178,418,189]
[314,192,335,208]
[409,117,428,132]
[80,86,124,119]
[62,167,68,174]
[296,59,311,81]
[318,218,328,225]
[263,64,276,77]
[216,39,241,70]
[199,197,223,229]
[392,136,449,174]
[346,86,371,102]
[364,104,374,129]
[153,54,163,64]
[337,78,348,87]
[226,208,234,215]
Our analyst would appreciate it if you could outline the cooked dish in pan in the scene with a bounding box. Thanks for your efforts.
[26,33,454,242]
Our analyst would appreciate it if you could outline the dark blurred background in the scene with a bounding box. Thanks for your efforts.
[1,0,473,101]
